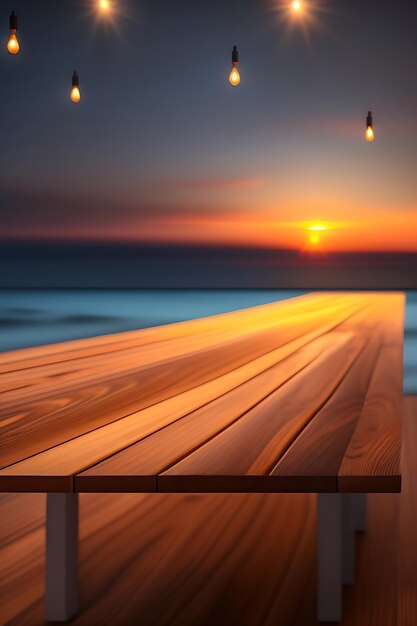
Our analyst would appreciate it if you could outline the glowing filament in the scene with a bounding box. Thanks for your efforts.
[229,63,240,87]
[7,31,19,54]
[366,126,374,142]
[70,86,81,103]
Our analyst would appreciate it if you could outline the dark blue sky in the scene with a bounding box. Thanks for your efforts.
[1,0,416,283]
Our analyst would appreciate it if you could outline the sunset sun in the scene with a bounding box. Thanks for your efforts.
[309,233,321,245]
[306,223,329,249]
[308,224,329,232]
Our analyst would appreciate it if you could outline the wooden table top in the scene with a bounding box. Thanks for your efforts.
[0,292,405,494]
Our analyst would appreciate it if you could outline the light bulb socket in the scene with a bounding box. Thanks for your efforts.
[10,11,17,31]
[72,71,79,87]
[232,46,239,64]
[366,111,372,127]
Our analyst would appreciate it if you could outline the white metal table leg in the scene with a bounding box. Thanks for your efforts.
[317,493,342,622]
[46,493,79,622]
[318,493,368,622]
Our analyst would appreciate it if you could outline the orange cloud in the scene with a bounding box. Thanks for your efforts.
[1,182,415,253]
[5,207,417,253]
[121,209,417,252]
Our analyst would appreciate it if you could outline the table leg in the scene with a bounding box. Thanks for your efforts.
[351,493,367,532]
[342,494,355,586]
[317,493,368,621]
[45,493,79,622]
[317,493,343,622]
[343,493,368,587]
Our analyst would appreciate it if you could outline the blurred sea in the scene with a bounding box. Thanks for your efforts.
[0,289,416,393]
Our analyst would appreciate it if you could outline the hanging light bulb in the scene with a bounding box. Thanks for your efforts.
[366,110,374,142]
[229,46,240,87]
[70,71,81,103]
[7,11,19,55]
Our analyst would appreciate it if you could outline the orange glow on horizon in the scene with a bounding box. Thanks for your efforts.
[149,211,417,252]
[4,209,416,254]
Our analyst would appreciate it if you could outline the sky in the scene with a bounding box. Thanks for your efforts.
[0,0,417,285]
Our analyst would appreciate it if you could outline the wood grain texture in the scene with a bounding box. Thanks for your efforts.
[0,293,405,494]
[2,396,416,625]
[338,345,403,492]
[336,293,405,346]
[0,292,350,374]
[0,299,360,404]
[0,295,363,468]
[0,324,314,467]
[271,337,380,491]
[0,332,334,492]
[75,333,337,492]
[159,334,363,492]
[1,299,349,397]
[0,492,318,626]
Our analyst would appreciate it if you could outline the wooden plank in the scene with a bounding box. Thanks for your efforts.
[0,322,299,403]
[0,292,366,399]
[0,298,364,469]
[271,336,381,491]
[0,332,338,492]
[5,394,417,626]
[0,295,361,400]
[336,293,405,345]
[0,292,342,373]
[0,325,312,468]
[75,333,340,492]
[338,345,403,492]
[0,292,405,494]
[159,333,364,493]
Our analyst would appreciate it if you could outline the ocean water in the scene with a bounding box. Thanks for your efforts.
[404,290,417,394]
[0,289,416,393]
[0,289,307,352]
